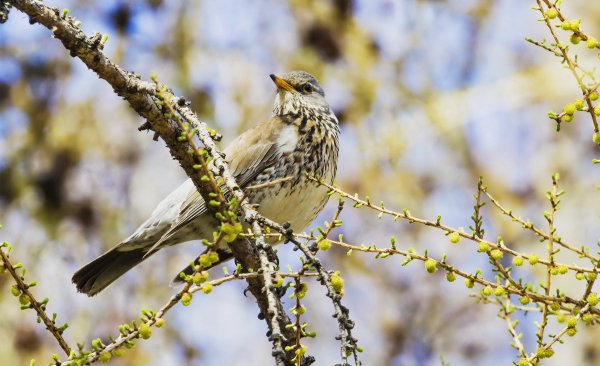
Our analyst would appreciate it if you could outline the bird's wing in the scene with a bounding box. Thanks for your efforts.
[145,117,290,254]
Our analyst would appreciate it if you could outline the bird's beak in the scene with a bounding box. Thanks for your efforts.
[270,74,296,93]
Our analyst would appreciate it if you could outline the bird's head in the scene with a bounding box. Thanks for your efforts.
[270,71,332,118]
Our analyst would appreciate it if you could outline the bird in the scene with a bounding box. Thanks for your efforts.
[72,71,340,296]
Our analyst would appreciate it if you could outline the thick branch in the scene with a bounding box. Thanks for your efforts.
[8,0,300,363]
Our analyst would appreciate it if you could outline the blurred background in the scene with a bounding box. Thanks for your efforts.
[1,0,600,365]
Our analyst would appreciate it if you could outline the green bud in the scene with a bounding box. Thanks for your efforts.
[331,272,344,294]
[199,254,212,268]
[138,323,151,339]
[318,239,331,251]
[482,286,492,296]
[477,242,489,252]
[98,352,111,363]
[19,294,30,306]
[181,292,192,306]
[424,258,437,274]
[528,254,539,265]
[563,103,576,115]
[192,271,209,285]
[448,232,460,244]
[207,251,219,264]
[490,249,503,260]
[512,256,524,266]
[587,293,599,306]
[545,8,558,19]
[10,285,20,297]
[221,222,243,243]
[494,287,506,297]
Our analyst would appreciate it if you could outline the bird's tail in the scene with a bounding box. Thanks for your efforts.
[72,246,148,296]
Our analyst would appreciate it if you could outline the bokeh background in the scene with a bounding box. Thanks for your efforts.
[1,0,600,365]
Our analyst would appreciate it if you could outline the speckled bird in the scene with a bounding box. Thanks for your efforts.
[72,71,340,296]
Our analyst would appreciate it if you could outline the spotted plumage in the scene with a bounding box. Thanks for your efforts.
[72,71,340,296]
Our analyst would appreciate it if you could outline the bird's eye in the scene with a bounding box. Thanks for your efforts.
[302,84,313,93]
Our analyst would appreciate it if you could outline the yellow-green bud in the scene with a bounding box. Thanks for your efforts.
[494,287,506,297]
[199,254,212,268]
[208,251,219,264]
[593,132,600,145]
[512,256,524,266]
[98,352,112,363]
[482,286,492,296]
[556,313,566,323]
[490,249,503,260]
[331,272,344,294]
[582,313,593,324]
[201,283,213,294]
[519,296,530,305]
[557,265,568,275]
[590,92,599,101]
[424,258,437,274]
[587,37,599,49]
[10,285,20,297]
[448,232,460,244]
[318,239,331,251]
[477,242,489,252]
[576,272,585,280]
[154,318,165,328]
[566,328,577,337]
[528,254,539,265]
[562,114,574,123]
[594,105,600,116]
[587,272,598,281]
[567,316,577,328]
[545,8,558,19]
[294,305,306,315]
[563,103,576,115]
[574,98,585,110]
[570,33,581,44]
[19,294,30,306]
[181,292,192,306]
[587,293,599,306]
[138,323,151,339]
[550,303,560,311]
[465,277,474,288]
[550,266,559,276]
[517,358,530,366]
[193,271,209,285]
[221,222,242,243]
[537,348,554,359]
[445,272,456,282]
[297,283,308,299]
[273,275,284,288]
